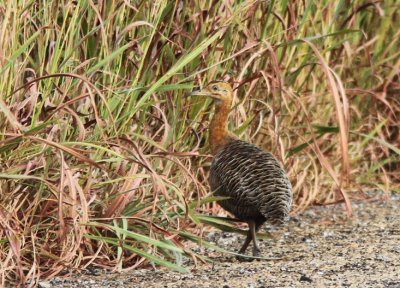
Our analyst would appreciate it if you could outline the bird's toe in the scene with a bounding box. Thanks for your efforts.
[235,254,255,262]
[252,247,261,257]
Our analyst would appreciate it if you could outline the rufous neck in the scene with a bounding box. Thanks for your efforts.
[209,101,233,155]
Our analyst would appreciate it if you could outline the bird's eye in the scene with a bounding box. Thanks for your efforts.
[212,86,218,91]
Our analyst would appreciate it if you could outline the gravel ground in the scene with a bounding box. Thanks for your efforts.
[43,193,400,288]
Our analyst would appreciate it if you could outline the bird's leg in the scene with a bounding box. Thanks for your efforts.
[238,226,252,254]
[250,221,262,256]
[235,221,254,261]
[236,220,262,261]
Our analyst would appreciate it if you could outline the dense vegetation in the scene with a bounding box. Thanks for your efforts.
[0,0,399,284]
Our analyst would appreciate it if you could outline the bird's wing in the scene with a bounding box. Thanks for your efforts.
[209,140,292,223]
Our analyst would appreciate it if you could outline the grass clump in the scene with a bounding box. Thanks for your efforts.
[0,0,399,284]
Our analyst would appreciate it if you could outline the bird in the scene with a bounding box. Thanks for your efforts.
[189,81,292,257]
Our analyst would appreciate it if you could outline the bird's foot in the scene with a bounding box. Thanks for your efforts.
[235,254,255,262]
[252,246,261,257]
[235,248,258,262]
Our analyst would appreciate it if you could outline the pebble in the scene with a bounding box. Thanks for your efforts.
[38,282,51,288]
[376,255,391,262]
[299,275,313,283]
[392,246,400,253]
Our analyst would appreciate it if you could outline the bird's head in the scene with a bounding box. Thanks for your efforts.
[189,81,233,107]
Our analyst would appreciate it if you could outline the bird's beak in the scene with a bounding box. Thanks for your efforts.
[187,88,212,97]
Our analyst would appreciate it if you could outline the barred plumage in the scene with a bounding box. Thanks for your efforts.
[209,139,292,226]
[189,81,292,257]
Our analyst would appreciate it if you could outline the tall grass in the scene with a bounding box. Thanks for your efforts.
[0,0,399,284]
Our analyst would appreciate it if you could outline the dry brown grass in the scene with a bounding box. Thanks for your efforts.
[0,0,399,285]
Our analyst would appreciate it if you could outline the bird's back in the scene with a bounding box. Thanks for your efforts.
[209,139,292,225]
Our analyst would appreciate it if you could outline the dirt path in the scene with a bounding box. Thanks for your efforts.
[46,194,400,288]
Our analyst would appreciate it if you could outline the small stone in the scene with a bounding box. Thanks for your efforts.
[376,255,391,262]
[38,282,51,288]
[392,246,400,253]
[323,230,335,238]
[299,275,313,283]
